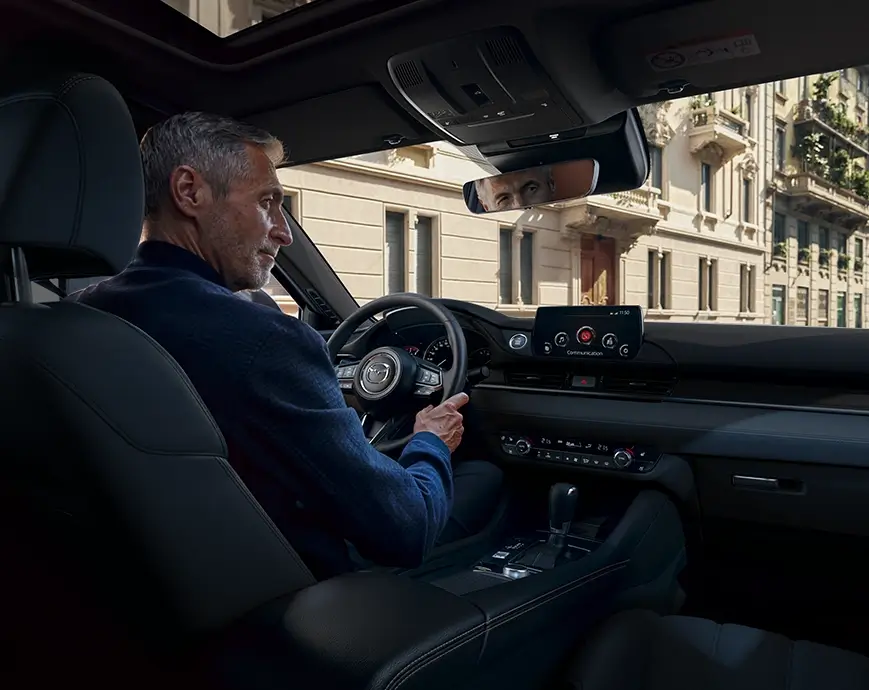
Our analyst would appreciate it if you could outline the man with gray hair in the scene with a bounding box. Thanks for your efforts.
[67,112,503,579]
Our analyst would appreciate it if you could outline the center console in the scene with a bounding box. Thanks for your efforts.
[475,483,598,579]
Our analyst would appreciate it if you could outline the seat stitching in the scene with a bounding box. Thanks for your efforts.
[385,561,628,690]
[213,459,315,581]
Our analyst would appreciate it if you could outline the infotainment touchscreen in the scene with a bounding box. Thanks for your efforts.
[531,306,644,360]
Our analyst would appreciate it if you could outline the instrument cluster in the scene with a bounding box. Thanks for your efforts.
[378,323,492,371]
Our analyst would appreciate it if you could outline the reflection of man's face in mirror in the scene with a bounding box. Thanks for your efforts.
[475,166,555,212]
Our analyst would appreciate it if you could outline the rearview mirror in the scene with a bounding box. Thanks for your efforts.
[464,159,600,214]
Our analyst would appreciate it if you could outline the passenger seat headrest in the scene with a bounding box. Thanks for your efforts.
[0,71,144,279]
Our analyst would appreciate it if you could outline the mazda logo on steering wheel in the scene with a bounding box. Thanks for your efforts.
[365,361,391,384]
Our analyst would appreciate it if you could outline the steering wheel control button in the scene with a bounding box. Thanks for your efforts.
[576,326,595,345]
[543,342,552,354]
[508,333,528,350]
[619,344,630,357]
[601,333,618,349]
[417,369,441,385]
[554,331,569,347]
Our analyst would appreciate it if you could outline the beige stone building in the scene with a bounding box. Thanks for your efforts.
[766,69,869,327]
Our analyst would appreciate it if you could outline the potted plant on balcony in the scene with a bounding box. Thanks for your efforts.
[819,248,833,267]
[856,256,865,273]
[838,253,851,272]
[773,241,788,259]
[849,167,869,199]
[689,95,715,126]
[829,149,852,187]
[795,132,828,176]
[798,247,812,264]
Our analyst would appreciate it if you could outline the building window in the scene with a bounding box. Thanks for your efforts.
[698,258,717,311]
[773,212,786,243]
[498,228,513,304]
[519,231,534,305]
[819,227,831,267]
[797,221,809,249]
[775,126,786,171]
[776,80,786,93]
[773,212,787,258]
[744,92,753,134]
[739,264,755,313]
[742,177,753,223]
[771,285,786,324]
[385,210,406,294]
[856,237,865,273]
[836,233,848,254]
[415,215,434,296]
[797,220,809,264]
[818,289,830,326]
[498,228,536,305]
[700,163,712,212]
[796,287,809,325]
[837,292,848,327]
[649,146,663,189]
[856,293,864,328]
[647,250,670,310]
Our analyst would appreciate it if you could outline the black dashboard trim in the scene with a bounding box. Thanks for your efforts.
[474,383,869,418]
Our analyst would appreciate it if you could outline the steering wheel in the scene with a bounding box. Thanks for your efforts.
[327,293,468,453]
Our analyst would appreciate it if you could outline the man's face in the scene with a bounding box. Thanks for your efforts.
[479,168,554,211]
[201,145,292,291]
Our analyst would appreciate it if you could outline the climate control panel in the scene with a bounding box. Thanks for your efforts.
[499,433,660,474]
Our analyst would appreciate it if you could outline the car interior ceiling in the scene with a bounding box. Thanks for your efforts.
[6,0,869,688]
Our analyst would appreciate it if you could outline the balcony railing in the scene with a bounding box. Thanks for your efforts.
[793,100,869,153]
[688,105,751,163]
[559,186,661,238]
[782,172,869,230]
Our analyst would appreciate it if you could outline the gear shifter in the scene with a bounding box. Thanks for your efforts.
[547,482,579,547]
[514,482,579,570]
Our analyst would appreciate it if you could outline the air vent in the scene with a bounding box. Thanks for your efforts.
[505,370,568,389]
[304,288,340,326]
[485,36,525,66]
[600,376,675,398]
[394,60,424,89]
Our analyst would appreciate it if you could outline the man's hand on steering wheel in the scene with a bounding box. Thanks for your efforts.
[326,293,469,454]
[414,392,469,453]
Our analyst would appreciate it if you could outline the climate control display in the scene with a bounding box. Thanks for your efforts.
[499,432,660,474]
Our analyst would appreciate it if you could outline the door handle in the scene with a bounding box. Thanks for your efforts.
[731,475,804,493]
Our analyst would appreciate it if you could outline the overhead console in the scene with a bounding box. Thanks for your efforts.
[386,26,584,145]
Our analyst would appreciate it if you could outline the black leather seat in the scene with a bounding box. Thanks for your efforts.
[563,609,869,689]
[0,69,317,687]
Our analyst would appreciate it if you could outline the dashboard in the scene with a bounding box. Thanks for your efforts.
[331,299,869,476]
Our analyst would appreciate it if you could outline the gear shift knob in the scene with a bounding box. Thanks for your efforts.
[549,482,578,535]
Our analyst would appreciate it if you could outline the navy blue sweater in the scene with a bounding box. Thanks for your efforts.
[67,241,454,579]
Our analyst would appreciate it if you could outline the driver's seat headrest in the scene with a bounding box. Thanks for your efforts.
[0,71,143,279]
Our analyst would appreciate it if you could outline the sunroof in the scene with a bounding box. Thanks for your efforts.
[160,0,324,38]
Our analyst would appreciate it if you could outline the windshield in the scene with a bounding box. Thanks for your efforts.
[272,65,869,328]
